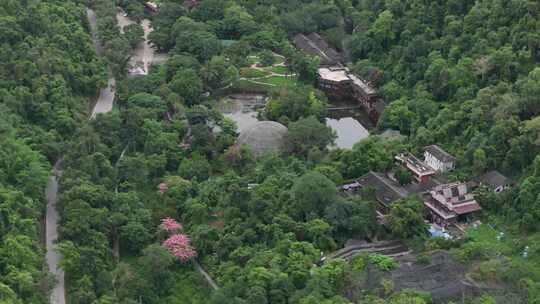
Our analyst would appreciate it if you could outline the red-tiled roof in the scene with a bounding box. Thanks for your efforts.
[454,202,482,215]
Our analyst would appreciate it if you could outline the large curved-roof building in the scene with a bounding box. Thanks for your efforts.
[237,121,288,157]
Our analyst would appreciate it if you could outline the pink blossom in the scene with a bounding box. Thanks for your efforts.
[163,234,190,249]
[162,234,197,262]
[160,217,183,232]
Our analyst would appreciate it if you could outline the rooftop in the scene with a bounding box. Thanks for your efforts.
[428,182,480,213]
[476,170,510,188]
[424,145,456,162]
[395,152,436,176]
[317,67,351,82]
[348,72,376,95]
[293,33,342,65]
[237,121,288,157]
[317,66,377,96]
[354,171,409,207]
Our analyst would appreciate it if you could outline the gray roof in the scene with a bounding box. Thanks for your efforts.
[292,33,342,65]
[476,171,510,188]
[237,121,287,157]
[355,171,409,207]
[424,145,456,162]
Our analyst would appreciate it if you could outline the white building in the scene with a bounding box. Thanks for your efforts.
[424,145,456,172]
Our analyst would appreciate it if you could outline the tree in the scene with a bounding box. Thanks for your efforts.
[172,18,222,61]
[219,4,257,39]
[387,197,427,239]
[138,244,175,298]
[169,69,204,105]
[259,50,276,67]
[291,54,320,84]
[123,23,144,49]
[291,171,339,219]
[518,67,540,118]
[368,10,395,49]
[472,148,487,175]
[324,198,378,241]
[178,153,211,182]
[266,87,327,122]
[377,99,417,135]
[286,116,336,156]
[395,167,412,185]
[201,56,238,90]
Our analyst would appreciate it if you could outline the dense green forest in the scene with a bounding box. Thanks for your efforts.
[0,0,539,303]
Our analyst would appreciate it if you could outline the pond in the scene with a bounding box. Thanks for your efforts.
[326,99,372,149]
[217,94,267,132]
[217,95,371,150]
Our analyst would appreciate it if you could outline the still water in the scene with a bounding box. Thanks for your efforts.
[218,94,265,132]
[218,95,371,149]
[326,99,371,149]
[326,116,369,149]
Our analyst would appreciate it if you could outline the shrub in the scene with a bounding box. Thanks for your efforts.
[368,254,398,271]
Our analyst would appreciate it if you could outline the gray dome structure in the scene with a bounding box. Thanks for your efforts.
[237,121,288,157]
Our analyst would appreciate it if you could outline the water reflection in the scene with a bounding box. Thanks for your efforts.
[326,100,372,149]
[326,117,369,149]
[218,94,266,132]
[217,94,371,149]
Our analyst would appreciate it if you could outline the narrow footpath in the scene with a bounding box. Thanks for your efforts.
[194,261,219,291]
[45,8,117,304]
[45,161,65,304]
[46,7,216,303]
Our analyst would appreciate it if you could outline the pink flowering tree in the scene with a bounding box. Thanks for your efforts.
[159,217,197,262]
[159,217,183,233]
[162,234,197,262]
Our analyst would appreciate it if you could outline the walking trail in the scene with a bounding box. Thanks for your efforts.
[46,8,217,303]
[45,8,117,304]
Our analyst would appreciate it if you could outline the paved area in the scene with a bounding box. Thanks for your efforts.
[46,162,65,304]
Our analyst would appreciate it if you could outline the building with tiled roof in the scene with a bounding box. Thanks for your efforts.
[424,182,481,227]
[424,145,456,172]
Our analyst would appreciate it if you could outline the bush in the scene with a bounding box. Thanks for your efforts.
[415,253,431,265]
[368,254,398,271]
[259,50,275,67]
[452,242,487,263]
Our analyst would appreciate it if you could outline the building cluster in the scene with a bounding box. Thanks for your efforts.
[292,33,385,123]
[317,67,385,122]
[342,145,510,234]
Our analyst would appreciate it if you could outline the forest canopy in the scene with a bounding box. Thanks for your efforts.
[0,0,539,303]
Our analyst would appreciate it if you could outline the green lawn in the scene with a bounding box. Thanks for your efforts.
[257,75,297,86]
[231,79,274,92]
[247,56,260,65]
[269,65,290,75]
[239,67,270,78]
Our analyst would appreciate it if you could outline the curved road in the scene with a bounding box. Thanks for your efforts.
[45,8,116,304]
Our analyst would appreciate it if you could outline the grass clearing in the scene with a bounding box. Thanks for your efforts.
[269,65,290,75]
[247,56,260,65]
[257,75,297,86]
[231,79,274,92]
[239,67,270,78]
